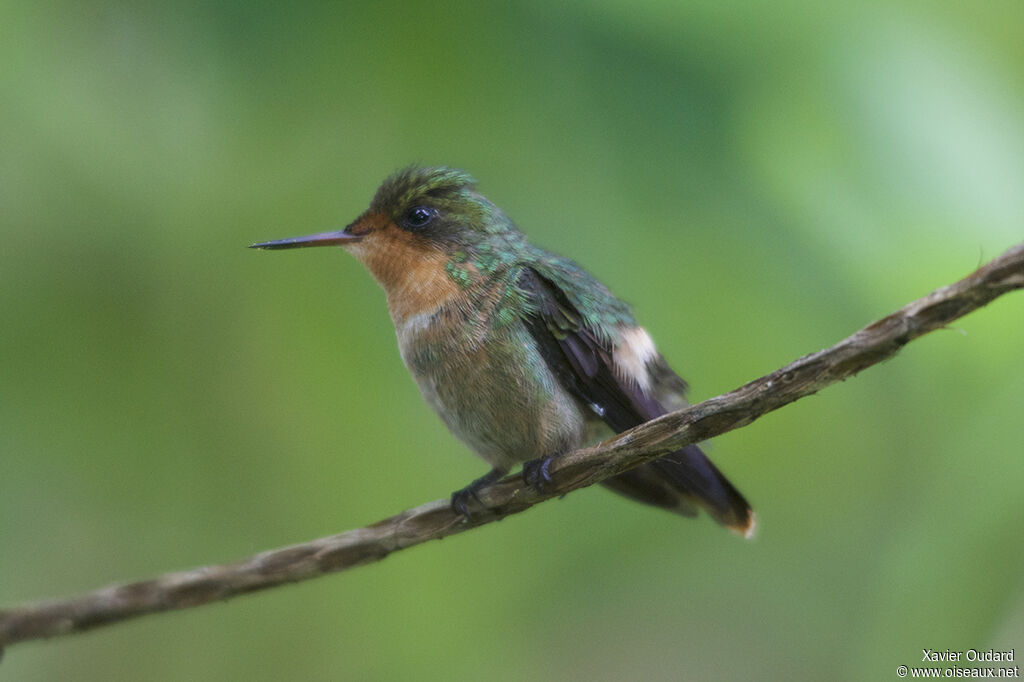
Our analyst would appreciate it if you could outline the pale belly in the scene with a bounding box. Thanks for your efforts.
[396,312,588,471]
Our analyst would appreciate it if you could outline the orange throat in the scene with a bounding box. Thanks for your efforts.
[344,216,463,322]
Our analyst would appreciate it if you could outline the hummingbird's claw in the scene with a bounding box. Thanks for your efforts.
[449,488,479,518]
[522,456,555,493]
[450,467,507,519]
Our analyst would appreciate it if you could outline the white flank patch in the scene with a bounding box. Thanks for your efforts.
[613,326,657,394]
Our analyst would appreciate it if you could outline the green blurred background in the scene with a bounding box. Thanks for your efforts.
[2,1,1023,680]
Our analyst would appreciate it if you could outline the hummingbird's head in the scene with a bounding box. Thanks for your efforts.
[368,165,492,235]
[251,166,518,319]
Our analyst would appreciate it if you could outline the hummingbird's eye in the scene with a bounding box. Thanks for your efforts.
[402,206,437,230]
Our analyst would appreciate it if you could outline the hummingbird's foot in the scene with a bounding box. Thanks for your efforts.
[522,455,555,493]
[450,488,476,518]
[450,467,507,518]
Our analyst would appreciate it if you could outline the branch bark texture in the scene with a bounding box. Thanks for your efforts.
[2,242,1023,652]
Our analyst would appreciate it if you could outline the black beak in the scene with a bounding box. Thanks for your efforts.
[249,230,362,250]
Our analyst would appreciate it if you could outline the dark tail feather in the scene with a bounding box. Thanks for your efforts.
[601,444,755,538]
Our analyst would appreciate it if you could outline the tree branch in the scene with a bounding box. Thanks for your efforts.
[2,242,1023,653]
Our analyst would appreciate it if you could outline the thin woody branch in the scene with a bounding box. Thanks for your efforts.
[2,242,1023,652]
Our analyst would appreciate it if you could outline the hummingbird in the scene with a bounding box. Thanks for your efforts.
[251,166,755,537]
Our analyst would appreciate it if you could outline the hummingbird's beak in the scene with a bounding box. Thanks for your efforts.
[249,230,362,250]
